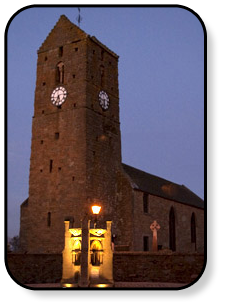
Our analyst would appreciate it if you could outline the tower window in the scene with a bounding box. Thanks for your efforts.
[74,47,78,52]
[55,132,59,140]
[101,50,104,61]
[56,62,64,84]
[40,140,44,144]
[59,46,63,57]
[49,160,53,173]
[47,212,51,227]
[143,236,149,251]
[44,56,48,61]
[143,193,148,213]
[100,65,104,87]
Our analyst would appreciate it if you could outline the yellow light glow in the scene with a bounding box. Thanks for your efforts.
[92,205,101,215]
[69,228,81,236]
[97,284,108,288]
[63,284,73,288]
[89,229,106,236]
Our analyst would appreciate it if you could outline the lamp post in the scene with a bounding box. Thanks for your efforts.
[79,204,101,287]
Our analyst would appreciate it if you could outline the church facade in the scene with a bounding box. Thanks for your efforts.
[19,15,204,255]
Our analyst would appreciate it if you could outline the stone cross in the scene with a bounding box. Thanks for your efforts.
[150,220,160,252]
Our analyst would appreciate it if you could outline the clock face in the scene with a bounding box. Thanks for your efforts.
[99,91,110,111]
[51,86,67,106]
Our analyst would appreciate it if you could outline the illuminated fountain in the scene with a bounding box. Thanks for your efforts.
[61,205,114,288]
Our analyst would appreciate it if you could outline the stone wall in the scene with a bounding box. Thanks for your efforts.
[113,251,205,283]
[6,254,62,284]
[6,252,205,285]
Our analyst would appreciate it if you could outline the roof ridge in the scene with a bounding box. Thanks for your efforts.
[122,163,179,186]
[122,163,204,207]
[181,184,204,201]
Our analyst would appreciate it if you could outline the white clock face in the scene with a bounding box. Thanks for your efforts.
[51,86,67,106]
[99,91,110,111]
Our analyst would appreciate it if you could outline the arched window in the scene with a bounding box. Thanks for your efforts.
[169,207,176,251]
[56,62,64,84]
[90,240,103,266]
[191,212,196,250]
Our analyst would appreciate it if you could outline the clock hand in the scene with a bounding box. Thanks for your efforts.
[56,95,60,103]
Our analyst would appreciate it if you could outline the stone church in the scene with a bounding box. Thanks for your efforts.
[19,15,204,256]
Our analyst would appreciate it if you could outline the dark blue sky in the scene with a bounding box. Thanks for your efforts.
[7,6,204,238]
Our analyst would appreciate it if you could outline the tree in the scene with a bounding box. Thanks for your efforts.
[7,242,11,253]
[9,236,20,252]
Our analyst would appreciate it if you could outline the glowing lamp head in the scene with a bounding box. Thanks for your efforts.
[92,205,101,215]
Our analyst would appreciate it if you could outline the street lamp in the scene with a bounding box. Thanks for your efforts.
[91,204,101,215]
[91,204,101,228]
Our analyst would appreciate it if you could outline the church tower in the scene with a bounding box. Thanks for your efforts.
[20,15,122,253]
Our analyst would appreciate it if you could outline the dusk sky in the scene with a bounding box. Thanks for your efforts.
[7,6,205,238]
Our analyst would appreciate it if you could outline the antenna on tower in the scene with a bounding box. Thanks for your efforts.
[76,7,82,28]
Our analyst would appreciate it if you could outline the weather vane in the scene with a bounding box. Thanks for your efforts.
[76,7,82,28]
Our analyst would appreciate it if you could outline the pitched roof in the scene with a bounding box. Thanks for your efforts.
[38,15,119,58]
[38,15,87,53]
[122,163,204,209]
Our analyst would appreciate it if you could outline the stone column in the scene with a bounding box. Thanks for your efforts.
[61,221,74,283]
[102,221,114,283]
[79,217,90,287]
[150,220,160,252]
